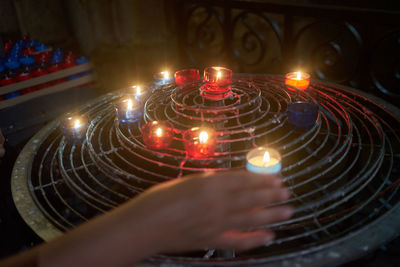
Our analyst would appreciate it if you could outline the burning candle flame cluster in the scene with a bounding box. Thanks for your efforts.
[141,121,217,159]
[61,66,310,171]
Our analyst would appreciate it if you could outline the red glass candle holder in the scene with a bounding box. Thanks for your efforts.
[202,66,233,100]
[285,72,310,91]
[183,127,217,159]
[141,121,174,150]
[174,69,200,86]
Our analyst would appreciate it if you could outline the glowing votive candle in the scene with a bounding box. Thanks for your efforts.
[115,98,143,123]
[131,85,144,99]
[61,114,89,143]
[174,69,200,86]
[201,66,232,100]
[246,147,282,174]
[153,70,173,85]
[141,121,174,150]
[183,127,217,159]
[285,71,310,91]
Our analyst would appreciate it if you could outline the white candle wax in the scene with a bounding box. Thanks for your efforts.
[246,147,281,174]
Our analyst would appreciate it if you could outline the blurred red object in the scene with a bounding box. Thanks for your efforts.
[35,51,51,63]
[0,76,16,86]
[174,69,200,86]
[20,88,36,95]
[23,47,36,55]
[17,72,32,82]
[4,40,14,53]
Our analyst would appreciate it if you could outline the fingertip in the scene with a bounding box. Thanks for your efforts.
[263,231,275,243]
[281,188,291,200]
[282,206,294,219]
[272,177,282,187]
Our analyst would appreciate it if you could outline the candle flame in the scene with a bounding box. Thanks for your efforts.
[199,131,209,144]
[136,86,141,95]
[216,71,221,80]
[155,127,162,137]
[162,71,169,80]
[73,119,81,129]
[263,151,270,162]
[296,72,301,80]
[127,99,133,110]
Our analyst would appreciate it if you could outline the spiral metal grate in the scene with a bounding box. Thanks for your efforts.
[13,74,400,266]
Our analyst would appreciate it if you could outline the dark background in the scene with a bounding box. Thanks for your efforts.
[1,0,400,265]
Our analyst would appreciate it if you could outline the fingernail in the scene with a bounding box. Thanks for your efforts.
[283,207,294,218]
[282,188,291,199]
[264,232,275,243]
[272,178,282,187]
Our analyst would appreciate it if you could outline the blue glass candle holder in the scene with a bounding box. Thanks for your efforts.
[115,98,143,124]
[287,101,319,129]
[61,114,89,143]
[153,71,173,86]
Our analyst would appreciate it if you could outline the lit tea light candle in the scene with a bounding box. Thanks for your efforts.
[141,121,174,150]
[246,147,282,174]
[285,71,310,91]
[183,127,217,159]
[201,66,232,100]
[132,85,143,98]
[61,114,89,143]
[115,97,143,123]
[174,68,200,86]
[153,70,173,85]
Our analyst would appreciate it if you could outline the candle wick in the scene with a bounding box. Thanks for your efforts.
[216,71,221,80]
[199,131,208,144]
[127,99,133,110]
[263,151,270,162]
[155,128,162,137]
[162,71,169,80]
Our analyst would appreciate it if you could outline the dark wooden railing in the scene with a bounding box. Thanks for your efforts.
[169,0,400,106]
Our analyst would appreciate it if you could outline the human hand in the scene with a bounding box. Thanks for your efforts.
[32,171,293,267]
[127,170,293,253]
[0,129,5,157]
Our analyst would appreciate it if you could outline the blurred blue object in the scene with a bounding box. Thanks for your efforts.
[287,101,319,129]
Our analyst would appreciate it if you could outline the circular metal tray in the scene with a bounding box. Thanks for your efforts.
[12,75,400,266]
